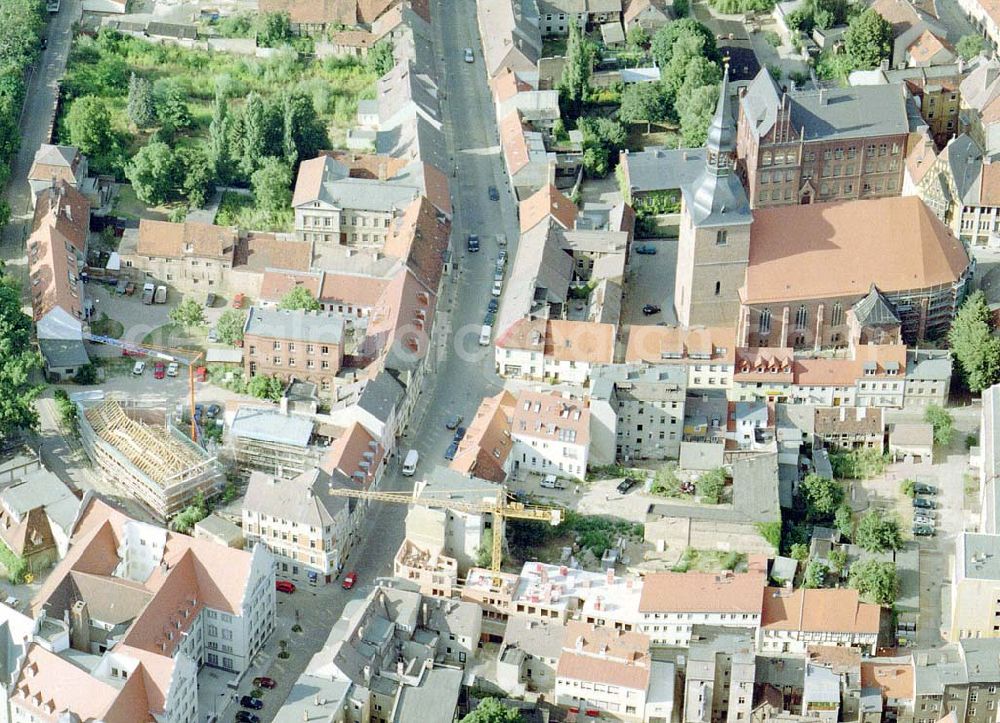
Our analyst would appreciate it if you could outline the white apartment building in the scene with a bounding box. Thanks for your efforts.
[495,318,615,384]
[625,325,737,392]
[510,391,590,480]
[636,572,766,647]
[512,563,643,630]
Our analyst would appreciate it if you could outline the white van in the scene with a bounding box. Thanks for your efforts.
[402,449,419,476]
[541,474,566,490]
[479,325,492,346]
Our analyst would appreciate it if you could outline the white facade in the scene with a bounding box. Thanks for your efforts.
[637,611,762,648]
[757,628,878,655]
[511,435,589,480]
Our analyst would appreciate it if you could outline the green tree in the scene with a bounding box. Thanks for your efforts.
[756,521,782,551]
[803,560,827,588]
[255,11,292,47]
[579,116,627,177]
[559,22,596,118]
[251,156,293,214]
[0,279,43,436]
[366,40,395,76]
[828,548,848,576]
[172,492,208,534]
[800,473,845,521]
[679,83,719,146]
[248,374,285,401]
[126,141,180,206]
[208,93,234,184]
[789,542,809,562]
[474,528,497,568]
[949,290,1000,392]
[957,34,985,60]
[278,286,322,311]
[460,698,524,723]
[157,85,193,132]
[844,8,893,69]
[626,24,650,51]
[169,299,206,328]
[66,96,115,158]
[834,503,854,538]
[848,558,898,605]
[280,92,329,168]
[126,72,155,128]
[924,404,954,446]
[900,478,916,498]
[178,145,215,208]
[695,467,726,504]
[650,18,718,71]
[53,389,78,432]
[855,510,903,552]
[618,82,669,130]
[240,92,268,177]
[216,309,247,345]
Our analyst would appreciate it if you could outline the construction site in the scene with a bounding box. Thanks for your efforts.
[77,398,224,521]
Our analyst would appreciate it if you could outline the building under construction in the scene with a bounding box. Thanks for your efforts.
[78,399,224,520]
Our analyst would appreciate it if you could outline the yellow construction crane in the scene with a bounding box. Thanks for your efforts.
[328,482,562,589]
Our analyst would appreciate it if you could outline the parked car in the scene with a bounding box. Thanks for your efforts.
[467,234,480,252]
[541,474,566,490]
[342,571,358,590]
[912,524,935,537]
[153,362,165,379]
[253,677,276,690]
[40,36,47,49]
[498,249,507,266]
[445,414,463,430]
[634,244,657,255]
[240,696,263,711]
[913,497,937,509]
[132,361,145,376]
[492,279,503,297]
[642,304,661,315]
[489,186,499,201]
[206,404,222,418]
[487,298,499,313]
[275,580,295,594]
[166,362,179,377]
[617,478,639,494]
[444,441,459,460]
[205,292,216,308]
[913,514,935,526]
[207,328,219,343]
[453,427,467,442]
[235,712,260,723]
[125,281,135,295]
[464,47,474,62]
[914,483,937,495]
[231,293,245,308]
[484,311,496,326]
[46,0,59,11]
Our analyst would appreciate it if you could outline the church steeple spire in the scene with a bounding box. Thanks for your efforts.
[704,66,735,177]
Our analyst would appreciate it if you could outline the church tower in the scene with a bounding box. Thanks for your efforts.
[674,68,753,328]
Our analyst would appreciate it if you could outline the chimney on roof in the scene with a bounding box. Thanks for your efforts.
[378,162,388,182]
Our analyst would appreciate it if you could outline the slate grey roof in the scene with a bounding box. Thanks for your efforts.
[230,407,314,447]
[502,614,566,660]
[960,638,1000,682]
[244,306,345,344]
[621,147,705,194]
[852,285,901,327]
[741,68,909,143]
[943,134,986,205]
[497,222,574,336]
[32,144,78,168]
[0,467,79,535]
[906,349,952,380]
[393,667,462,723]
[357,371,405,423]
[244,468,348,527]
[38,338,89,370]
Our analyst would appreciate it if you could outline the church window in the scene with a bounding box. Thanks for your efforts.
[795,305,808,329]
[759,308,772,335]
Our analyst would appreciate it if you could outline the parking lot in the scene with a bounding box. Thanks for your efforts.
[623,238,678,329]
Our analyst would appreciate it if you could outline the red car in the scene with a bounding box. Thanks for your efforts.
[231,293,245,308]
[253,676,276,689]
[153,362,165,379]
[275,580,295,594]
[342,571,358,590]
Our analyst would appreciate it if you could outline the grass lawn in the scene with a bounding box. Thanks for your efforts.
[542,36,568,57]
[112,184,171,221]
[214,191,293,232]
[143,322,208,350]
[672,548,747,573]
[627,124,682,151]
[90,312,124,339]
[58,31,379,174]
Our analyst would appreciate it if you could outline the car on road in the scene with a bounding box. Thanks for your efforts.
[40,36,47,49]
[46,0,59,11]
[634,244,657,255]
[342,571,358,590]
[492,279,503,297]
[912,524,935,537]
[488,298,499,313]
[479,325,492,346]
[445,414,463,430]
[498,249,507,266]
[132,361,145,376]
[914,483,937,495]
[205,293,216,308]
[275,580,295,594]
[153,362,166,379]
[444,441,459,460]
[207,328,219,343]
[453,427,467,442]
[235,712,260,723]
[642,304,661,315]
[253,677,276,689]
[494,263,504,282]
[489,186,499,201]
[467,234,480,252]
[240,696,263,711]
[231,293,245,308]
[166,362,179,377]
[913,497,937,509]
[617,478,639,494]
[913,514,935,526]
[464,47,474,62]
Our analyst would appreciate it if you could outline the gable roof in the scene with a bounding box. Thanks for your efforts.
[450,390,517,482]
[761,587,882,634]
[519,184,578,233]
[136,220,237,260]
[258,0,357,24]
